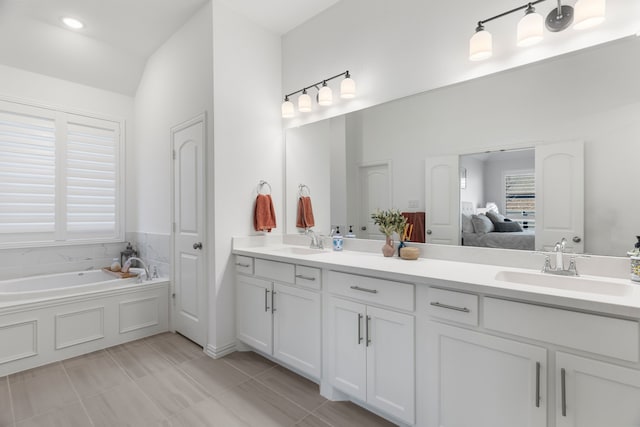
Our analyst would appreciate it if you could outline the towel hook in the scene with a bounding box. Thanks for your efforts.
[258,180,272,195]
[298,184,311,197]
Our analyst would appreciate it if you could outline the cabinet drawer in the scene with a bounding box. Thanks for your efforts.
[328,271,414,311]
[426,287,478,326]
[295,265,321,290]
[485,297,640,362]
[254,259,295,283]
[235,256,254,275]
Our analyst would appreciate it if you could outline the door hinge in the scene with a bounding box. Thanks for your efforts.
[172,222,176,233]
[172,293,176,299]
[172,149,176,160]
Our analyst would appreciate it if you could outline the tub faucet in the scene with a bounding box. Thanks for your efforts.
[122,257,151,281]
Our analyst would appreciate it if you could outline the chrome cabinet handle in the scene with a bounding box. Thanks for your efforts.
[264,289,270,312]
[295,274,316,281]
[271,290,276,313]
[236,262,250,268]
[561,368,567,417]
[350,285,378,294]
[357,313,363,344]
[536,362,541,408]
[193,242,203,250]
[429,301,470,313]
[366,315,372,346]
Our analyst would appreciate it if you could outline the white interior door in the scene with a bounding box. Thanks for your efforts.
[425,155,460,245]
[172,114,207,346]
[535,141,584,252]
[359,163,390,239]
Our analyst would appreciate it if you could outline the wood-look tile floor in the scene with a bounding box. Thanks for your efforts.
[0,333,397,427]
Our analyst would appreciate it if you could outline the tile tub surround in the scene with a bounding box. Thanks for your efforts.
[126,232,171,278]
[0,242,128,281]
[0,333,394,427]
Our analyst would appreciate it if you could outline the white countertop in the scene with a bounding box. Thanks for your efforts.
[233,243,640,319]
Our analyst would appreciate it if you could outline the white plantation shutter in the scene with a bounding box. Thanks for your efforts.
[0,99,123,247]
[0,102,57,242]
[66,115,120,239]
[505,172,536,217]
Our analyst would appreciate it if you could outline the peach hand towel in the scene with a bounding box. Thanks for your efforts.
[296,196,315,228]
[254,194,277,232]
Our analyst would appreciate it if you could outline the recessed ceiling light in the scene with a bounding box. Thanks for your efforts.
[61,17,84,30]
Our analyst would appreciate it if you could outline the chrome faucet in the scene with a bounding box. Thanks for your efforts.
[542,238,578,276]
[305,229,324,249]
[122,257,151,281]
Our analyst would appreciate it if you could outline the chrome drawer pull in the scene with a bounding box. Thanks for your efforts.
[429,301,470,313]
[536,362,541,408]
[236,263,251,268]
[357,313,363,344]
[561,368,567,417]
[350,285,378,294]
[295,274,316,281]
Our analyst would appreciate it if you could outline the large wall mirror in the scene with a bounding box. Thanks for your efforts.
[284,36,640,257]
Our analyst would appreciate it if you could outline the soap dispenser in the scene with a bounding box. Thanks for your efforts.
[332,227,343,251]
[346,226,356,238]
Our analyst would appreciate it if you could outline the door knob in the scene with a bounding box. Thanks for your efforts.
[572,236,582,243]
[427,229,433,235]
[193,242,203,250]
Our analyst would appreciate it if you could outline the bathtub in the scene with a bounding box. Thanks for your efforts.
[0,270,169,376]
[0,269,140,303]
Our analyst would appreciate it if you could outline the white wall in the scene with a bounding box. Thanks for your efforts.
[133,2,214,235]
[211,0,282,351]
[460,156,485,210]
[282,0,639,128]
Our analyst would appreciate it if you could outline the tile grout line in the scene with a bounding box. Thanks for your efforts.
[60,360,96,427]
[4,375,16,427]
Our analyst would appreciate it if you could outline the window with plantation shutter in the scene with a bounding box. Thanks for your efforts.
[504,171,535,219]
[0,99,123,247]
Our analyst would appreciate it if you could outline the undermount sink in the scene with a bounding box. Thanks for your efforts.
[271,246,327,256]
[494,270,633,296]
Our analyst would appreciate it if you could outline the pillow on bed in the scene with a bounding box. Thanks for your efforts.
[486,210,507,224]
[494,221,523,232]
[461,214,474,233]
[471,214,494,234]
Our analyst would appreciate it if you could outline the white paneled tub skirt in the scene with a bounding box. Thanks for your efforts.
[0,270,170,376]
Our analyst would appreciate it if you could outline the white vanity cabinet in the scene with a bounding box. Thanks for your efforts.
[555,352,640,427]
[426,322,547,427]
[235,257,321,378]
[327,271,415,425]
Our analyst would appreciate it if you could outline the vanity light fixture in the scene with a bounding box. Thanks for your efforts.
[61,16,84,30]
[281,70,355,118]
[470,0,606,61]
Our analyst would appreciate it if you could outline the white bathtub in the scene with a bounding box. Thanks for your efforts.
[0,269,169,376]
[0,269,139,303]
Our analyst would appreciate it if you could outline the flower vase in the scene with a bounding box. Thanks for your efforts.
[382,236,395,257]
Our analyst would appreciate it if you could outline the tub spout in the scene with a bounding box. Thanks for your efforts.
[122,257,151,281]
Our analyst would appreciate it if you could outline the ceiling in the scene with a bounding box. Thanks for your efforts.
[0,0,341,96]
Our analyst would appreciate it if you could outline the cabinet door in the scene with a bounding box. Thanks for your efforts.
[327,297,367,401]
[236,275,272,354]
[366,306,415,425]
[273,283,321,378]
[556,352,640,427]
[426,322,547,427]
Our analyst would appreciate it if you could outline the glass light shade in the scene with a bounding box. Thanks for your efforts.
[469,29,492,61]
[517,11,544,47]
[340,77,356,99]
[574,0,606,30]
[298,93,312,112]
[281,100,294,118]
[318,85,333,106]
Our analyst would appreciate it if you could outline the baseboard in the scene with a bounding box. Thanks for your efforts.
[205,342,236,359]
